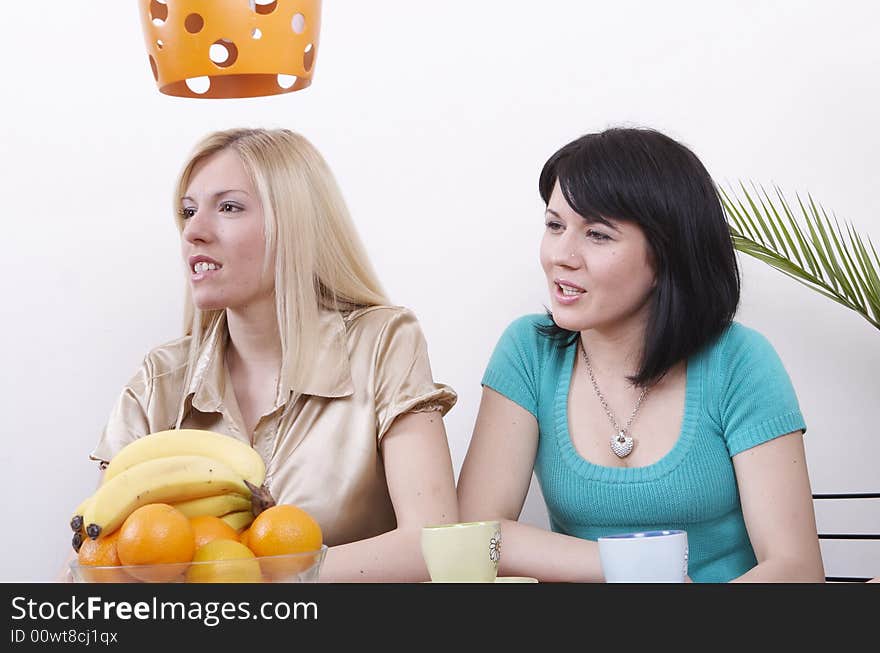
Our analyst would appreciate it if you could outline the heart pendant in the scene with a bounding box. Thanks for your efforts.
[610,432,634,458]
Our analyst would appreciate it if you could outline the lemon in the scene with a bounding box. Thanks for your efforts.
[185,539,262,583]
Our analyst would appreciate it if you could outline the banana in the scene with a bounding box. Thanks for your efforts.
[72,531,83,553]
[103,429,265,487]
[245,480,277,516]
[220,510,255,532]
[172,494,251,519]
[83,455,251,539]
[70,496,93,534]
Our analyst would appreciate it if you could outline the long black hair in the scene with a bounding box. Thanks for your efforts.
[537,127,740,386]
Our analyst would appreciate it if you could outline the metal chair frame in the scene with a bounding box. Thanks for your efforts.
[813,493,879,583]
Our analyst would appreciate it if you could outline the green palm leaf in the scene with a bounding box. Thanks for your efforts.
[719,183,880,331]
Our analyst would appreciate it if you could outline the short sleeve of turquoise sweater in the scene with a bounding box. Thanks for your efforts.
[480,314,549,418]
[712,323,806,455]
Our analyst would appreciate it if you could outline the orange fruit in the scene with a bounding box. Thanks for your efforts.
[185,539,262,583]
[247,505,323,579]
[239,527,251,549]
[247,504,323,557]
[76,530,124,582]
[117,503,195,582]
[189,515,240,549]
[78,529,121,567]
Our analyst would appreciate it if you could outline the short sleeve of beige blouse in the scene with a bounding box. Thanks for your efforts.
[90,305,456,546]
[367,307,456,439]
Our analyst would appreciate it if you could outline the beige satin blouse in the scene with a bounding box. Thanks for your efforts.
[90,306,457,547]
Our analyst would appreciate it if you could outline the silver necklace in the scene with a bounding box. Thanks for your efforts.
[579,338,651,458]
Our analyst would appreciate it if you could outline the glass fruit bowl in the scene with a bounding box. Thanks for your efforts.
[70,545,328,583]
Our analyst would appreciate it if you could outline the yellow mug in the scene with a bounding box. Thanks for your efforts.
[420,521,502,582]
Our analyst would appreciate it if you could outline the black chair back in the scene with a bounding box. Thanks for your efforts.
[813,493,880,582]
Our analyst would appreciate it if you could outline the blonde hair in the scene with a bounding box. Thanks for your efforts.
[174,128,388,392]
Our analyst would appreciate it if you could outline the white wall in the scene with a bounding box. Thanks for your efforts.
[2,1,877,581]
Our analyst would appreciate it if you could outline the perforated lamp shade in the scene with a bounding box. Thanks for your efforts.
[138,0,321,99]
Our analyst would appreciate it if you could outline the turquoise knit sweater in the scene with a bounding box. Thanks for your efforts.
[481,315,806,583]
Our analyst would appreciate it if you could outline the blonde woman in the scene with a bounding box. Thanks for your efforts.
[83,128,459,581]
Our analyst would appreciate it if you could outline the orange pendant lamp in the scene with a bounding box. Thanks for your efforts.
[138,0,321,99]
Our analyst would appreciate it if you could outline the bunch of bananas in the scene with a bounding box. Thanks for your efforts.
[70,429,275,551]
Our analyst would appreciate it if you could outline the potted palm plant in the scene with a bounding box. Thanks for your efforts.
[722,185,880,583]
[720,183,880,331]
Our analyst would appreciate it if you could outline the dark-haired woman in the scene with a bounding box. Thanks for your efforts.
[457,128,824,583]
